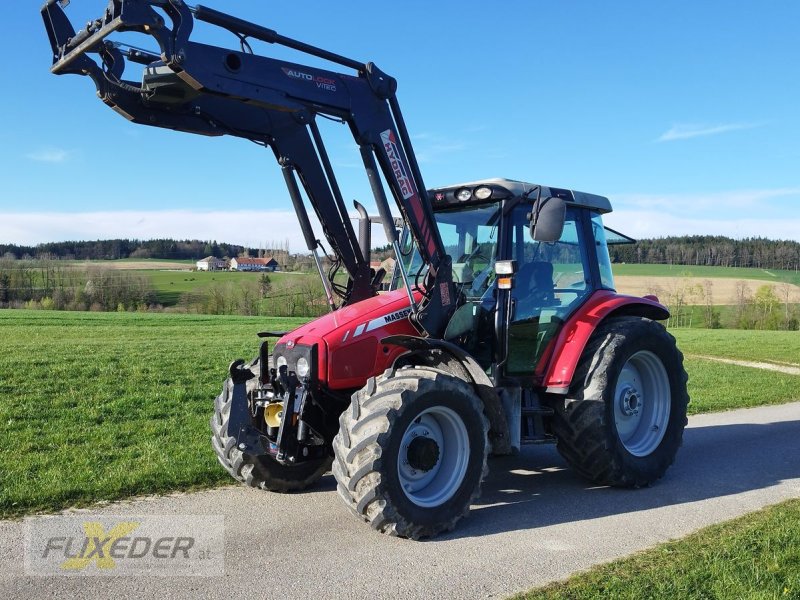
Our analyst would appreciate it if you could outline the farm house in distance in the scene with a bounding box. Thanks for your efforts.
[230,257,279,272]
[196,256,225,271]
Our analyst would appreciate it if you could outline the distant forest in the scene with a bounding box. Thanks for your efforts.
[608,236,800,270]
[1,235,799,271]
[0,239,245,261]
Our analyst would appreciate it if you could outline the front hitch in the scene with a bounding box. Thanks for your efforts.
[225,358,314,465]
[225,359,268,456]
[273,365,305,464]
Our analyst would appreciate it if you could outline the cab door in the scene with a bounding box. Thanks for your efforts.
[505,205,594,376]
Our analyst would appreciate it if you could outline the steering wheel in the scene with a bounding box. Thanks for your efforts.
[457,250,487,264]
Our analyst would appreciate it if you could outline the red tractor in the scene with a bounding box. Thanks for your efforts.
[43,0,689,539]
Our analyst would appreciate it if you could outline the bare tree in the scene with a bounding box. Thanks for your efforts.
[701,279,721,328]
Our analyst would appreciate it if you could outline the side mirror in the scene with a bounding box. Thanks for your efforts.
[529,197,566,242]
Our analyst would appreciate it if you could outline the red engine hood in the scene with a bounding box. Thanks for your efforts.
[276,289,423,389]
[277,289,420,346]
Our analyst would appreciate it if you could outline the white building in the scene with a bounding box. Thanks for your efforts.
[196,256,225,271]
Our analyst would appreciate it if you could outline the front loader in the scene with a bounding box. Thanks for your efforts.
[42,0,689,539]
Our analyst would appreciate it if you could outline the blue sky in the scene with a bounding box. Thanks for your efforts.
[1,1,798,250]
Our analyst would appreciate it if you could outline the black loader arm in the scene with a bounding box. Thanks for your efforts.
[42,0,456,336]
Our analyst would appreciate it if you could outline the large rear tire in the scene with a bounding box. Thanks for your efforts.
[210,375,332,492]
[551,316,689,487]
[332,366,489,539]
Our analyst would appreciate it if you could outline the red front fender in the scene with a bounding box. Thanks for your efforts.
[536,290,670,394]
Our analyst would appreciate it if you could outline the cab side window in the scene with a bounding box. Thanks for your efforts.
[506,206,591,375]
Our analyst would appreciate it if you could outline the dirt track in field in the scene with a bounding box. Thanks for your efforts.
[689,355,800,375]
[614,276,800,305]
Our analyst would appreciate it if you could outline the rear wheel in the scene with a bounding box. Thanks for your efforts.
[211,375,332,492]
[551,316,689,487]
[333,366,489,539]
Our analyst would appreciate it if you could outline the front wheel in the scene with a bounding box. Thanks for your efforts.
[211,375,332,492]
[551,316,689,488]
[332,366,489,539]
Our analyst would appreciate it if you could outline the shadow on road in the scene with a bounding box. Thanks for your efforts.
[443,418,800,540]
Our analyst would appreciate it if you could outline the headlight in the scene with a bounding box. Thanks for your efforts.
[272,342,315,381]
[296,357,310,378]
[474,186,492,200]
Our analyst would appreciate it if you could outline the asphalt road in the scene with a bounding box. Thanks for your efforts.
[2,401,799,599]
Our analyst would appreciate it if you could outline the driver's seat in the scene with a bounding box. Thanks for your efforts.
[517,261,555,305]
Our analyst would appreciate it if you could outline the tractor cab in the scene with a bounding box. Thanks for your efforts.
[395,178,626,382]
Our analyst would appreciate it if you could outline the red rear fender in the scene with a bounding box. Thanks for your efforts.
[537,290,670,394]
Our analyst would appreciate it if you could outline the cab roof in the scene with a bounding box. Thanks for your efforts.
[428,177,613,214]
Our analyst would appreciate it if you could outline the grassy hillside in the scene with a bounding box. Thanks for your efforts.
[145,270,310,305]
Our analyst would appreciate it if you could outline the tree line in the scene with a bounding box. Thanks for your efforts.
[610,235,800,270]
[0,256,156,311]
[0,239,246,261]
[648,278,798,331]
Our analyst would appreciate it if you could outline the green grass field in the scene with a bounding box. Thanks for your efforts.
[670,330,799,415]
[517,499,800,600]
[144,270,308,305]
[0,310,797,520]
[675,329,800,365]
[681,357,799,414]
[612,263,800,286]
[0,310,306,518]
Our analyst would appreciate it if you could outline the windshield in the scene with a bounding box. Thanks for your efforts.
[396,202,501,299]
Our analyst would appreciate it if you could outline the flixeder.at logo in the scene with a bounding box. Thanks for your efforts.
[24,515,224,577]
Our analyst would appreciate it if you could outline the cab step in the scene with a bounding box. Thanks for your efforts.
[521,434,557,445]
